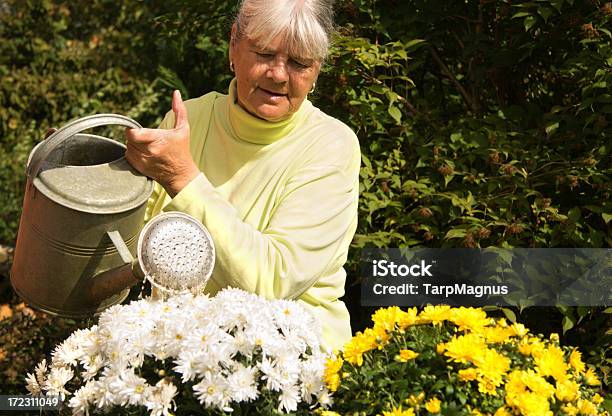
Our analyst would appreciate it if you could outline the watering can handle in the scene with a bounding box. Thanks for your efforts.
[27,113,142,180]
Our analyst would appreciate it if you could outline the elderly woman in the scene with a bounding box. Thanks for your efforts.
[125,0,360,350]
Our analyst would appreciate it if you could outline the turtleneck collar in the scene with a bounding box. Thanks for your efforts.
[226,78,311,145]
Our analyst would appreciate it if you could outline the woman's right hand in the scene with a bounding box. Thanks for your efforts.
[124,90,200,198]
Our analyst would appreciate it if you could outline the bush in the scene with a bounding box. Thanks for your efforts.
[325,305,607,415]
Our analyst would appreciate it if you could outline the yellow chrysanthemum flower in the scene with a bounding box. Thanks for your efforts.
[424,397,441,413]
[473,348,510,386]
[592,393,603,405]
[518,338,532,356]
[509,322,529,338]
[397,307,418,329]
[534,345,568,381]
[343,329,378,366]
[458,368,478,381]
[444,333,486,364]
[372,306,401,332]
[493,407,512,416]
[562,403,579,416]
[555,378,579,402]
[318,411,342,416]
[372,324,391,346]
[449,307,490,332]
[526,336,546,358]
[481,326,513,344]
[477,377,498,395]
[417,305,451,326]
[511,391,553,416]
[324,356,344,392]
[436,343,446,354]
[381,405,415,416]
[405,392,425,407]
[577,398,598,415]
[520,369,555,399]
[584,367,601,386]
[569,349,586,374]
[396,349,419,362]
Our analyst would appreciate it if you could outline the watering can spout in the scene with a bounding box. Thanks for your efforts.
[81,231,146,305]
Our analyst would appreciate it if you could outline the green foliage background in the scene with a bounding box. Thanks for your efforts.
[0,0,609,400]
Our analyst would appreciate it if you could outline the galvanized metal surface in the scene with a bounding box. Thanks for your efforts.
[11,114,153,317]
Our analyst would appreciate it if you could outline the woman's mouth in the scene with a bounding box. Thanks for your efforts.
[258,87,287,101]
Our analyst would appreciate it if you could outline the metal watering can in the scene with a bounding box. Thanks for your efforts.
[10,114,154,317]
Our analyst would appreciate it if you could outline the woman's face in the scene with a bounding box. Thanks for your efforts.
[230,29,321,122]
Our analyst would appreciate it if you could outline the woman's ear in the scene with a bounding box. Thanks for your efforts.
[229,24,238,57]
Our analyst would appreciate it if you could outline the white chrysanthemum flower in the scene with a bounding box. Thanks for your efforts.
[42,366,73,400]
[67,381,97,416]
[174,350,207,383]
[52,336,84,368]
[144,379,177,416]
[278,383,300,412]
[80,354,103,381]
[110,370,150,407]
[227,363,259,403]
[259,356,284,392]
[193,370,231,410]
[25,372,41,395]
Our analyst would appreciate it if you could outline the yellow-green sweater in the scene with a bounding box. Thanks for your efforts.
[145,80,360,350]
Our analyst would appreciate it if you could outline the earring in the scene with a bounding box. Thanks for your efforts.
[309,82,316,93]
[230,61,235,73]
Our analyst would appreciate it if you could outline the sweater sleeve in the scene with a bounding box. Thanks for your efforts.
[162,132,360,301]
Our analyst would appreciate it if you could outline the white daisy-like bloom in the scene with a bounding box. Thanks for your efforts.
[25,372,41,395]
[173,349,206,383]
[80,354,104,381]
[110,370,150,407]
[144,379,177,416]
[226,363,259,403]
[27,288,330,414]
[42,366,73,400]
[51,336,84,368]
[192,370,231,410]
[67,381,97,416]
[278,382,301,412]
[299,357,326,403]
[259,356,285,392]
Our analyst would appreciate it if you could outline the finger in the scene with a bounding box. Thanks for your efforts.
[172,89,188,130]
[125,127,163,144]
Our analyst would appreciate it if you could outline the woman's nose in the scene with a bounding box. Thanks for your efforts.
[267,59,289,83]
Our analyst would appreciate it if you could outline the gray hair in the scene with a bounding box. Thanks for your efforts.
[234,0,335,61]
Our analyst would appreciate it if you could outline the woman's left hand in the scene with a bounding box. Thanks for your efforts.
[125,90,200,197]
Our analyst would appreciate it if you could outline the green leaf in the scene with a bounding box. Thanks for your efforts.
[388,105,402,124]
[562,315,575,334]
[568,207,581,222]
[545,122,559,136]
[404,39,426,50]
[536,6,554,22]
[501,308,517,322]
[444,229,466,240]
[512,12,531,19]
[524,16,537,31]
[603,213,612,224]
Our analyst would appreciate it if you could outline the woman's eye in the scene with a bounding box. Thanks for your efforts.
[256,52,274,58]
[290,59,310,69]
